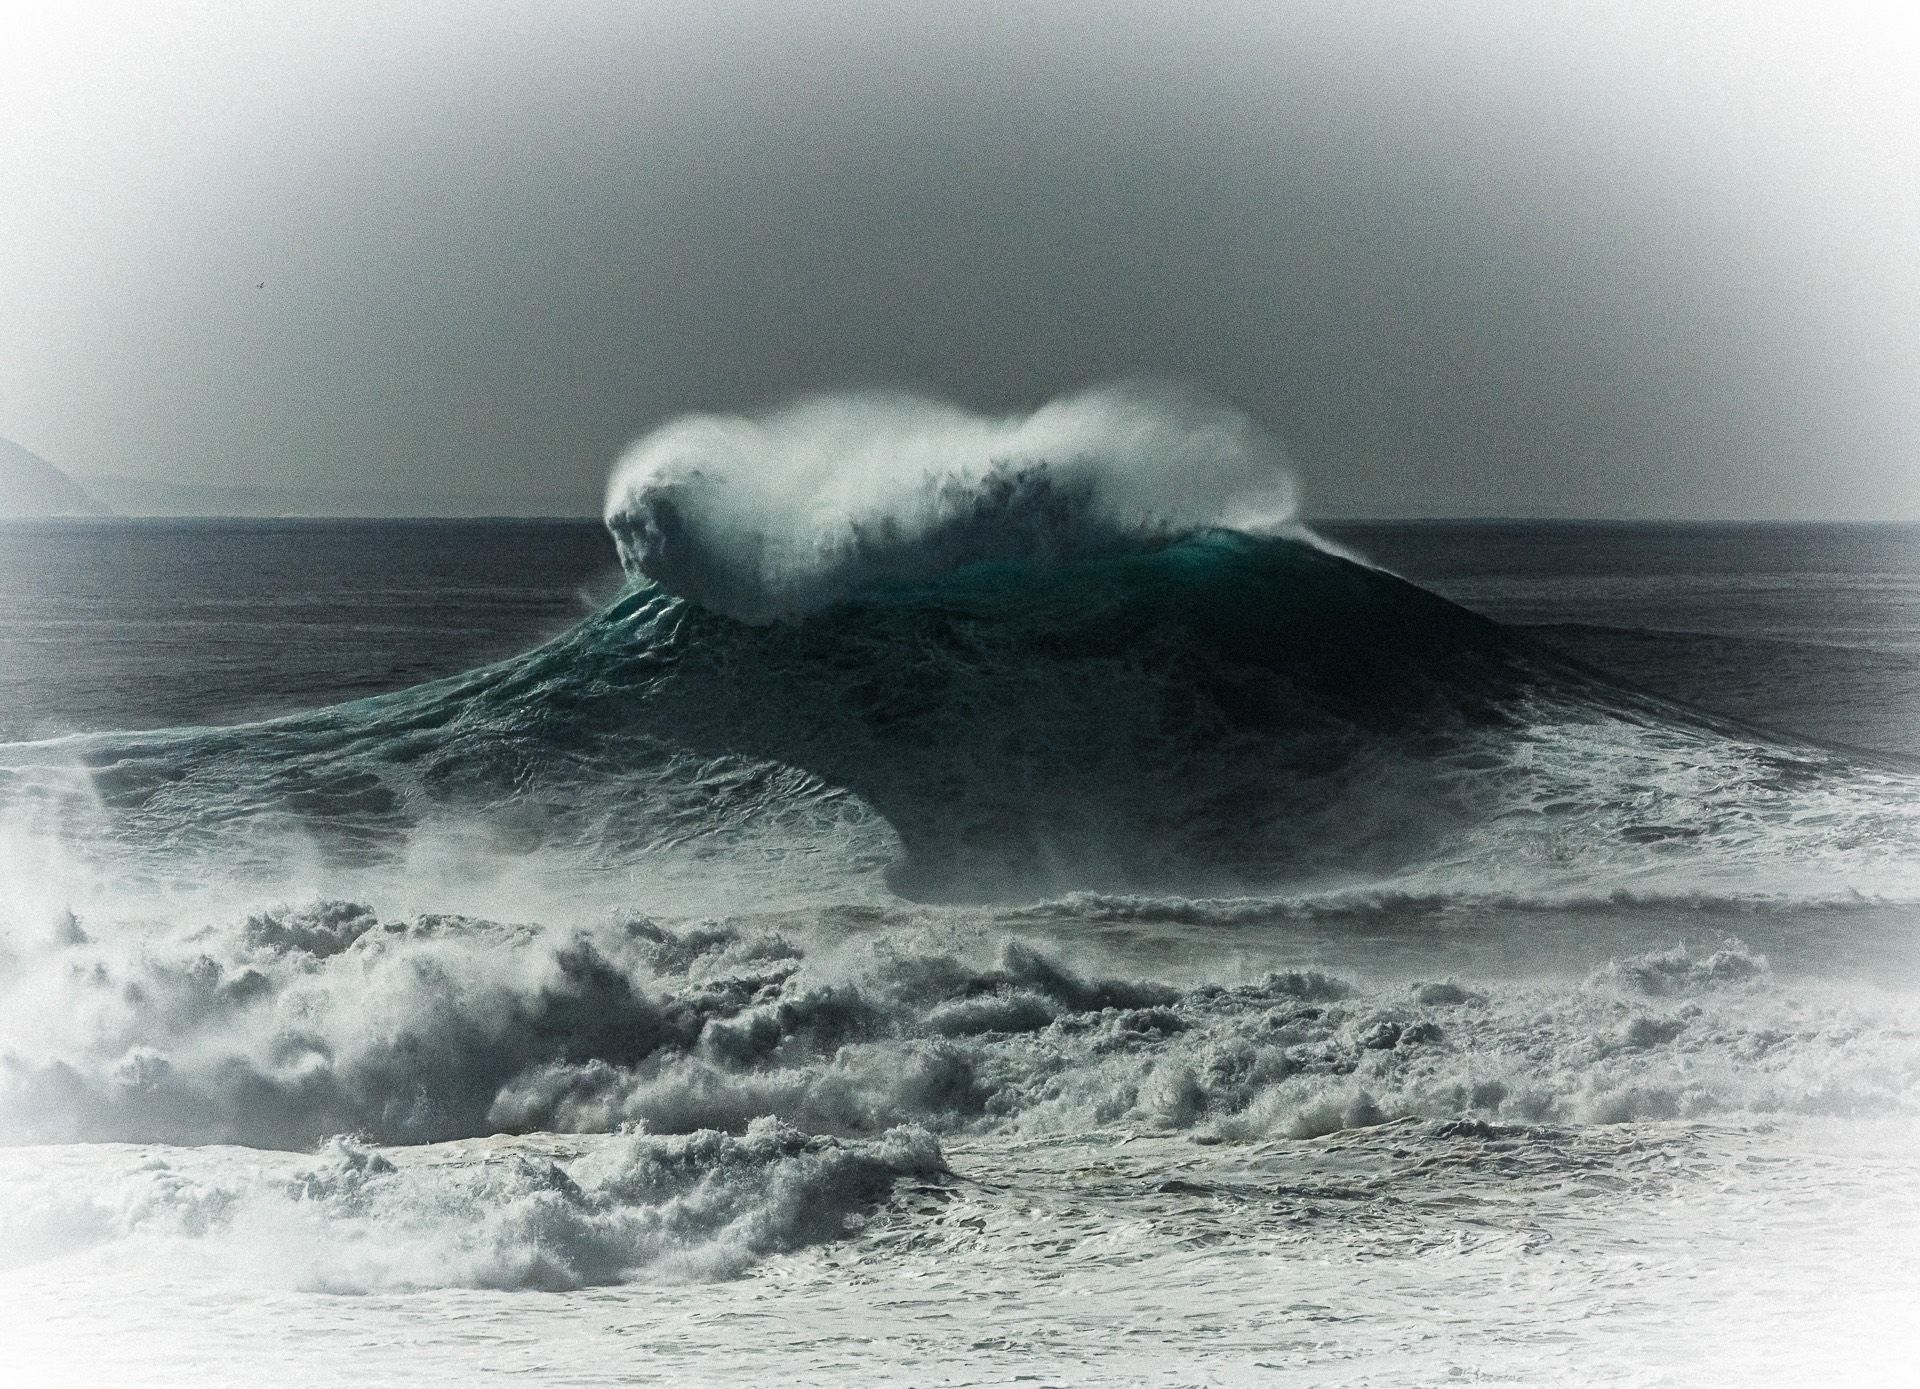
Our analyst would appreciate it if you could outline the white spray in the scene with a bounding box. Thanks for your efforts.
[603,380,1301,622]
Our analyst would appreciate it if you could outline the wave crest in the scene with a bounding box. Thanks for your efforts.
[603,380,1299,621]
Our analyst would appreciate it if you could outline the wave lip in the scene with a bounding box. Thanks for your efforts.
[603,380,1300,622]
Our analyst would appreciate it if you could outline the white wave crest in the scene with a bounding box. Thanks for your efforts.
[603,380,1300,621]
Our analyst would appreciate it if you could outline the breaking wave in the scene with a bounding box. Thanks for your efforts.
[2,384,1912,910]
[603,381,1304,622]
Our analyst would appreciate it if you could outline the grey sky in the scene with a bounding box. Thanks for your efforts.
[2,1,1915,518]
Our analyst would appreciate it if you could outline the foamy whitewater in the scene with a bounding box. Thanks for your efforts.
[2,388,1917,1385]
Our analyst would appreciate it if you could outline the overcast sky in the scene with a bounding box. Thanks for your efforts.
[2,1,1916,518]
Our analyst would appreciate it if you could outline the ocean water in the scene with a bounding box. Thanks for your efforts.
[1,404,1917,1385]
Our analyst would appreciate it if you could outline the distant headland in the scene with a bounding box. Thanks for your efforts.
[0,437,111,517]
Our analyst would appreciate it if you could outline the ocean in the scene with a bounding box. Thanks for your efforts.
[1,499,1916,1385]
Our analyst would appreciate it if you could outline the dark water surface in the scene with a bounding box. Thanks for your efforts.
[1322,520,1920,759]
[0,519,622,741]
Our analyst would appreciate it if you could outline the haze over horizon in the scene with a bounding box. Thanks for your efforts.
[4,1,1918,521]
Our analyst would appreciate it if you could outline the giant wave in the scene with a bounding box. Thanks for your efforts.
[2,384,1917,911]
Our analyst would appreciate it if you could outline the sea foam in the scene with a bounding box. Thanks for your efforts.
[6,906,1911,1155]
[0,1120,945,1291]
